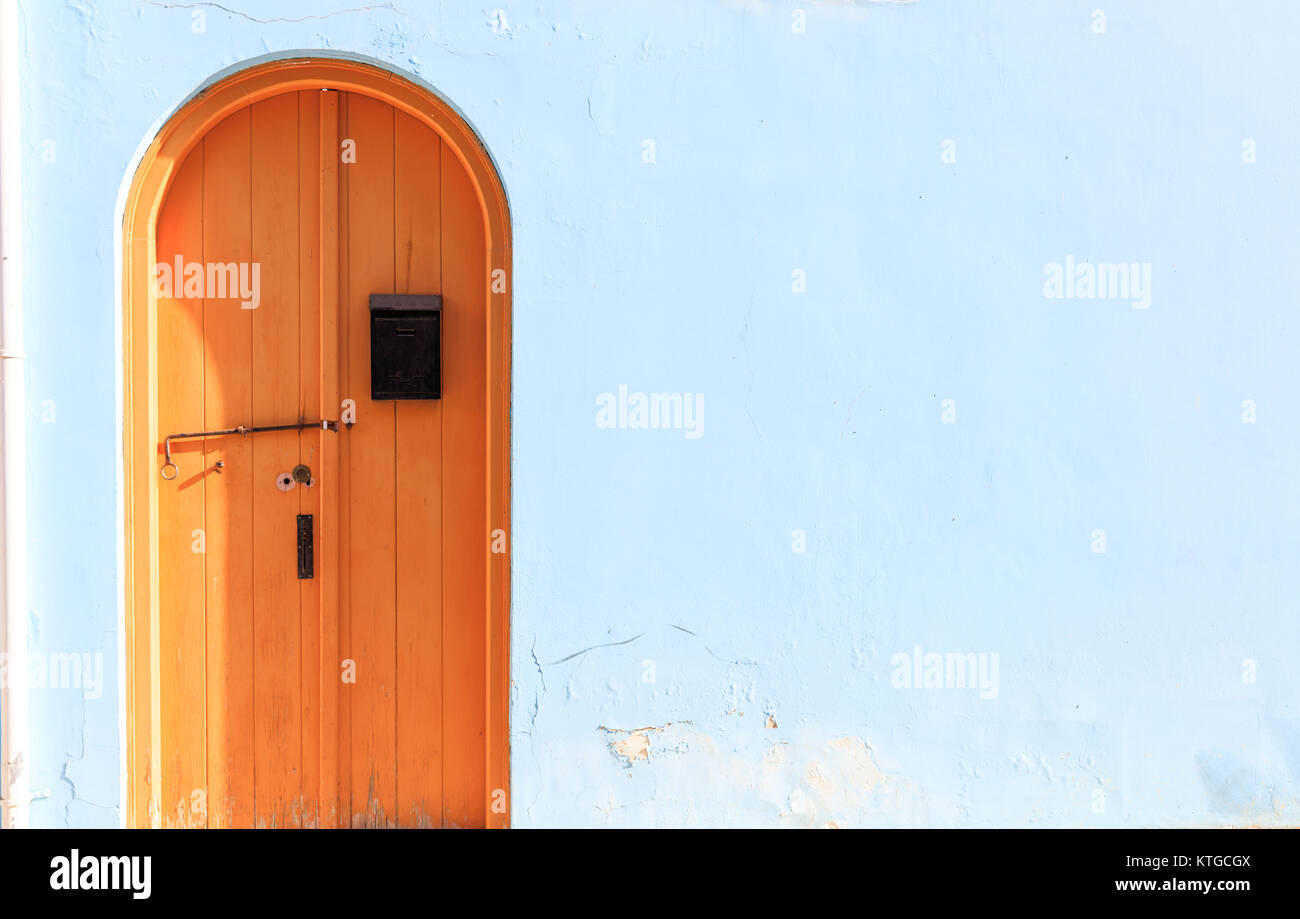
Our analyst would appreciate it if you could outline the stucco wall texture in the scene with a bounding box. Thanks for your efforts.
[13,0,1300,827]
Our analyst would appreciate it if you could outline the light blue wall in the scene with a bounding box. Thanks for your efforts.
[16,0,1300,827]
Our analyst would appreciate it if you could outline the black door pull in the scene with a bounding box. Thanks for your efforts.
[297,514,314,579]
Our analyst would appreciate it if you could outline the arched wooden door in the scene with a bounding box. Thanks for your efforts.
[123,61,511,829]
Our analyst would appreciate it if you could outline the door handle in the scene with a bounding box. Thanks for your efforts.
[297,514,313,579]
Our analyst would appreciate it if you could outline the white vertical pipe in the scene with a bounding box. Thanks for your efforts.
[0,0,29,829]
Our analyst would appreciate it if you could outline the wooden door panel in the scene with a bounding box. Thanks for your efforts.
[393,109,444,827]
[296,88,325,828]
[440,144,488,829]
[201,107,256,830]
[149,83,492,828]
[342,93,399,828]
[250,91,305,828]
[155,143,207,829]
[316,89,344,828]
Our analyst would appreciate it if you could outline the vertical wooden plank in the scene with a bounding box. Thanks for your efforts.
[335,91,353,828]
[250,93,303,827]
[154,144,207,828]
[296,89,323,829]
[202,107,255,829]
[487,237,512,828]
[344,93,397,827]
[126,225,157,827]
[315,89,342,828]
[441,141,488,828]
[393,111,443,827]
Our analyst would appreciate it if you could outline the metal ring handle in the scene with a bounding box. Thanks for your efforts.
[160,461,179,480]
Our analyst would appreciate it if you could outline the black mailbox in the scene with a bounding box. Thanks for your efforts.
[370,294,441,400]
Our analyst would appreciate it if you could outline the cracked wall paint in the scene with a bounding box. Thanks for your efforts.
[16,0,1300,827]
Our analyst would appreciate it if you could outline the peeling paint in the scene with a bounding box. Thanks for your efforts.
[599,722,683,766]
[610,731,651,765]
[591,721,913,828]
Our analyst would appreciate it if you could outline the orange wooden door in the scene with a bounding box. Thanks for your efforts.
[152,88,488,828]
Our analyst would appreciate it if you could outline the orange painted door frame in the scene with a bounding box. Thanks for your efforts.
[122,59,511,828]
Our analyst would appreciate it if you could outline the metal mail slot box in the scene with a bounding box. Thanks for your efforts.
[370,293,441,400]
